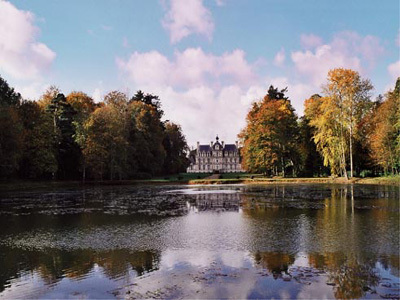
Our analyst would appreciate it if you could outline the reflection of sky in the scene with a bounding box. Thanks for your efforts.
[0,184,399,299]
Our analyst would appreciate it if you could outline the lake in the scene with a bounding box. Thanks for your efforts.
[0,183,399,299]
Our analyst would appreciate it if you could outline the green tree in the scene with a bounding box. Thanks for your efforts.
[127,101,165,176]
[46,93,80,179]
[162,121,189,174]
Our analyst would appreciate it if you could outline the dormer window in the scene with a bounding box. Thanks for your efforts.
[215,145,219,150]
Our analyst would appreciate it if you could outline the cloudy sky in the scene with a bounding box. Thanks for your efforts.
[1,0,399,146]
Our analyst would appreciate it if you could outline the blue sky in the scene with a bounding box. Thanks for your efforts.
[1,0,399,145]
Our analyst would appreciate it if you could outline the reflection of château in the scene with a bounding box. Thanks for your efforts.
[193,193,241,211]
[187,135,244,173]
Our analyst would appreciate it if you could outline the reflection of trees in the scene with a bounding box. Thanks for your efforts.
[253,252,295,277]
[329,263,380,299]
[308,252,380,299]
[0,247,160,292]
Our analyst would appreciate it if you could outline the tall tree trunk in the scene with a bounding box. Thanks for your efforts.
[349,127,353,178]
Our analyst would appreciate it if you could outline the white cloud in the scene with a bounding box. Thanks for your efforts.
[0,0,56,80]
[116,48,256,89]
[14,81,50,100]
[292,31,385,87]
[273,48,285,66]
[388,60,400,82]
[300,34,323,49]
[162,0,214,44]
[92,88,103,103]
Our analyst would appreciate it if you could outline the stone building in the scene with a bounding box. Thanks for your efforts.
[187,136,244,173]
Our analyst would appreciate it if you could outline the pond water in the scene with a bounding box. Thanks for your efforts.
[0,184,399,299]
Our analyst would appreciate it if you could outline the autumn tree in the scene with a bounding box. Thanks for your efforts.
[239,86,299,176]
[38,86,61,108]
[298,98,328,177]
[66,91,98,180]
[369,78,400,174]
[84,91,129,180]
[323,68,373,178]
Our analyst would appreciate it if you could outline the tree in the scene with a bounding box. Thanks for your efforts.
[46,93,80,179]
[130,90,164,119]
[239,86,299,176]
[298,106,327,177]
[38,86,60,108]
[83,91,129,180]
[323,68,373,178]
[0,76,22,177]
[162,122,189,174]
[369,78,400,174]
[127,101,165,176]
[66,91,98,180]
[18,101,58,178]
[304,95,344,176]
[0,76,21,106]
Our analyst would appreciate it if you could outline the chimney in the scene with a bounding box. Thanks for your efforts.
[222,141,224,148]
[210,141,213,147]
[235,141,239,148]
[197,141,200,151]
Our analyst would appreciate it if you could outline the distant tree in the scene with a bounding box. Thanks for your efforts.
[239,86,299,176]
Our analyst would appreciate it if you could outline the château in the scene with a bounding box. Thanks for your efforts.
[187,136,244,173]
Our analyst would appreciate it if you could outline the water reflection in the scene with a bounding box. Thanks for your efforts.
[190,192,241,211]
[0,184,398,299]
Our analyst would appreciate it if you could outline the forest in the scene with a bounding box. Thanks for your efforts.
[0,80,189,180]
[239,68,400,178]
[0,67,399,181]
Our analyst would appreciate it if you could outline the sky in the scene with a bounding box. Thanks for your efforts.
[0,0,399,146]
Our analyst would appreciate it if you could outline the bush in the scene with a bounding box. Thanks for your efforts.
[177,176,183,180]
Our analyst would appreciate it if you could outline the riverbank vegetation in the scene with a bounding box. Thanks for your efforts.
[239,68,400,179]
[0,79,189,180]
[0,68,399,182]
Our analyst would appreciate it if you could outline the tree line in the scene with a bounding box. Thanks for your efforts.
[0,77,189,180]
[239,68,400,178]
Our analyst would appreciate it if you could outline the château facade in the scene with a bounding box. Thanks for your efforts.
[187,136,244,173]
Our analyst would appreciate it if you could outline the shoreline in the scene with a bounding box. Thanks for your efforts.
[0,176,399,192]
